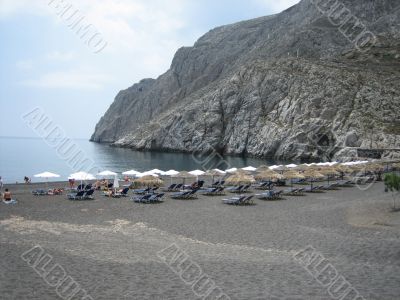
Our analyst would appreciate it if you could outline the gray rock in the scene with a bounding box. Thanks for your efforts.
[345,132,361,147]
[91,0,400,161]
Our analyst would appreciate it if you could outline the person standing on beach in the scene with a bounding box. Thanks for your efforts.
[0,176,3,191]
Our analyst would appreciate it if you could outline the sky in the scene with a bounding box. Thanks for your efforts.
[0,0,300,139]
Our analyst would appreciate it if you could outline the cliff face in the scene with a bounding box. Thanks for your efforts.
[91,0,400,161]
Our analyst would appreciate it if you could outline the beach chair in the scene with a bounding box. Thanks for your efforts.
[83,189,95,200]
[276,179,286,186]
[253,182,269,190]
[132,187,151,195]
[185,190,198,199]
[227,185,243,193]
[322,183,339,190]
[222,195,246,205]
[304,186,324,193]
[212,180,225,187]
[149,193,165,203]
[336,180,353,187]
[257,190,283,200]
[68,190,85,200]
[132,194,152,203]
[171,191,190,199]
[169,184,183,192]
[201,188,217,195]
[84,184,93,190]
[32,189,48,196]
[163,184,176,192]
[77,184,85,191]
[242,195,255,205]
[240,184,251,193]
[215,187,226,195]
[119,188,130,197]
[171,190,198,199]
[283,188,299,196]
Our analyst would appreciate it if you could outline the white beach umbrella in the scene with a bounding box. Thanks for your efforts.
[286,164,298,168]
[269,165,282,170]
[212,169,226,175]
[97,170,117,178]
[68,172,96,181]
[164,170,180,176]
[34,172,60,187]
[225,168,238,173]
[242,166,257,172]
[189,170,206,176]
[136,171,160,178]
[164,169,179,184]
[148,169,165,175]
[122,170,141,177]
[34,172,61,179]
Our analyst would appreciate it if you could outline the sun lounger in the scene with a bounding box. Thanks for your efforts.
[322,183,339,190]
[68,190,85,200]
[163,184,177,192]
[132,187,151,195]
[304,186,325,193]
[222,195,246,205]
[336,180,354,187]
[253,182,270,190]
[242,195,254,205]
[83,189,95,200]
[119,188,130,197]
[32,189,48,196]
[202,187,225,196]
[222,195,254,205]
[167,184,183,192]
[212,180,225,187]
[257,190,283,200]
[171,190,198,199]
[149,193,165,203]
[282,188,305,196]
[132,194,152,203]
[227,184,251,193]
[227,185,244,193]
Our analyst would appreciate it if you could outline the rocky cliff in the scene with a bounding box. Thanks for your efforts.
[91,0,400,161]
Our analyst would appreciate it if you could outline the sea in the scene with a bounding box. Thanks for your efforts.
[0,136,277,184]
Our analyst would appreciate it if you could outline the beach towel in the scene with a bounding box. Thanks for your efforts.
[3,199,17,204]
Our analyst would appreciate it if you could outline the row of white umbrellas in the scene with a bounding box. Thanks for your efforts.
[33,160,373,182]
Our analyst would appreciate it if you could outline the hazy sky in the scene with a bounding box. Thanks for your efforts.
[0,0,299,139]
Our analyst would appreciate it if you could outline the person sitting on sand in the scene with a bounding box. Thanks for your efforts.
[94,180,101,190]
[3,188,16,204]
[105,189,116,197]
[48,188,63,195]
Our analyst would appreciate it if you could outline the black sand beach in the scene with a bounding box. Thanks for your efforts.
[1,181,399,299]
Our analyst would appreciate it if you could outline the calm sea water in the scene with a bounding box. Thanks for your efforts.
[0,137,276,183]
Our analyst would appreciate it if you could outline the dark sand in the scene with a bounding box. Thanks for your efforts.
[1,181,399,300]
